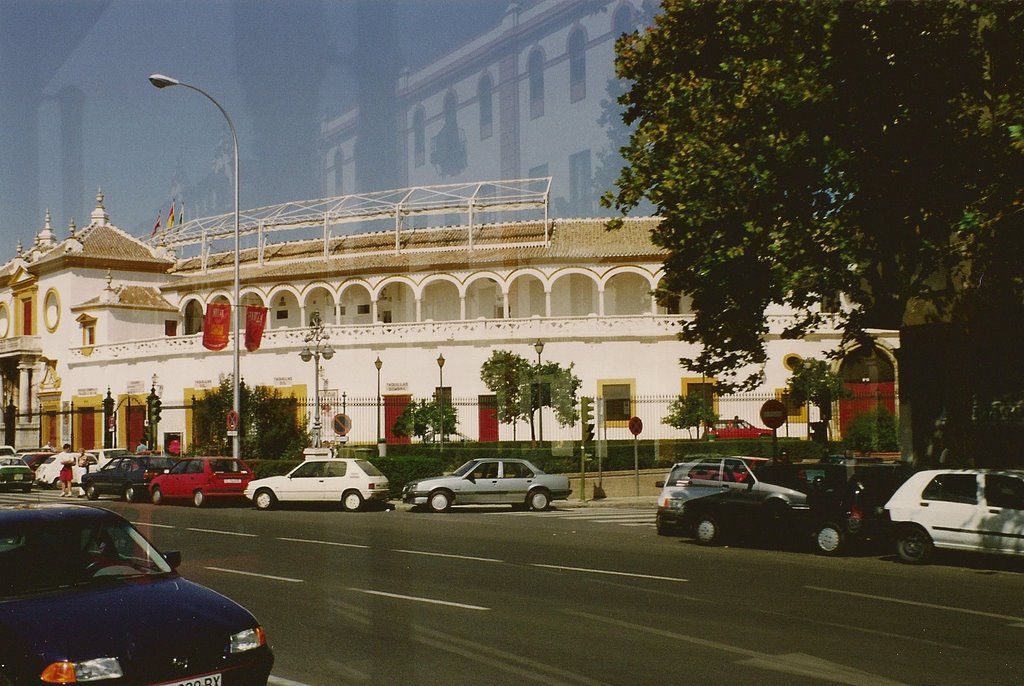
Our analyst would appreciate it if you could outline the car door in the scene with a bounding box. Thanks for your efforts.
[981,473,1024,555]
[160,460,192,497]
[94,458,128,495]
[915,472,985,551]
[498,461,535,503]
[461,460,501,503]
[281,461,328,502]
[683,458,727,503]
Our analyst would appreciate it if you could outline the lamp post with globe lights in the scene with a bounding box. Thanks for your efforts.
[534,340,545,443]
[437,354,446,453]
[299,311,334,448]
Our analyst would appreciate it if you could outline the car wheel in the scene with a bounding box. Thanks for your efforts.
[428,489,452,513]
[193,490,205,508]
[814,521,845,556]
[694,515,721,546]
[896,525,933,564]
[655,514,678,537]
[151,486,163,505]
[124,484,137,502]
[51,477,60,489]
[342,490,364,512]
[527,489,551,512]
[85,483,100,501]
[254,489,276,511]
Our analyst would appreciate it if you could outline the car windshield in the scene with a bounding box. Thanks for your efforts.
[451,460,478,477]
[0,516,173,596]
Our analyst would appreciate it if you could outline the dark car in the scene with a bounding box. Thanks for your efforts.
[672,462,849,546]
[0,504,273,685]
[0,458,33,492]
[81,455,176,502]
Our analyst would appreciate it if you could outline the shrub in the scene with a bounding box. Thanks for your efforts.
[842,407,899,453]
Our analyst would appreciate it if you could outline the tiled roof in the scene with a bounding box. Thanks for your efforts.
[72,285,177,312]
[164,218,664,291]
[32,225,174,269]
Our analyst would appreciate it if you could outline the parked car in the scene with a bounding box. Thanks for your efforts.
[149,457,254,507]
[83,447,133,470]
[16,452,54,473]
[402,458,572,512]
[669,462,849,546]
[35,453,95,488]
[705,418,774,439]
[885,469,1024,564]
[0,445,15,457]
[655,456,770,535]
[0,457,33,492]
[245,457,390,512]
[81,455,176,502]
[0,503,273,685]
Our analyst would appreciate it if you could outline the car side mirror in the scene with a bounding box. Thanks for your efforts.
[163,551,182,569]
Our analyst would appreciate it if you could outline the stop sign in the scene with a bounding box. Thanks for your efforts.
[759,399,787,430]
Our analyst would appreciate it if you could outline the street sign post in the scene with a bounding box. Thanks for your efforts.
[628,416,643,495]
[333,413,352,437]
[226,409,239,438]
[759,399,787,459]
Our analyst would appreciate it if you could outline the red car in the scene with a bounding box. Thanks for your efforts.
[706,418,774,439]
[149,457,253,507]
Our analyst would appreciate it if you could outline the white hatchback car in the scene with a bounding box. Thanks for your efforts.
[885,469,1024,563]
[245,458,390,512]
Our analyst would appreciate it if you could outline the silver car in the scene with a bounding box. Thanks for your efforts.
[402,458,571,512]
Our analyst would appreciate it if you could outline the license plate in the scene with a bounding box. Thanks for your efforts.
[224,478,241,484]
[157,673,221,686]
[12,474,23,481]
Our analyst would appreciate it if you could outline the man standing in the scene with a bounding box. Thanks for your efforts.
[56,443,75,497]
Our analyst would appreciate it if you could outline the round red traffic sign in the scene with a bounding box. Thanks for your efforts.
[759,399,787,430]
[226,410,240,432]
[333,413,352,436]
[628,416,643,436]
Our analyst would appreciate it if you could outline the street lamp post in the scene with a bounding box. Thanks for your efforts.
[534,340,545,443]
[374,356,383,448]
[436,354,445,453]
[299,311,334,448]
[149,73,241,460]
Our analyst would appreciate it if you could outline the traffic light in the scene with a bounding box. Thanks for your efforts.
[580,396,595,442]
[149,396,162,425]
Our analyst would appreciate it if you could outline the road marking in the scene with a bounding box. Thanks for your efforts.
[205,566,304,583]
[278,536,369,549]
[566,610,907,686]
[394,549,502,563]
[532,564,686,583]
[130,521,176,529]
[806,585,1024,624]
[348,588,490,611]
[186,527,257,537]
[268,676,314,686]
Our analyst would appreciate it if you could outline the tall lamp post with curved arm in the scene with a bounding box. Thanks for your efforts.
[299,311,334,448]
[148,73,241,460]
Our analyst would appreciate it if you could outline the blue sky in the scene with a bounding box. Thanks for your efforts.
[0,0,512,250]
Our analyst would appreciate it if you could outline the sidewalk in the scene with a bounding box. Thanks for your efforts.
[558,495,657,509]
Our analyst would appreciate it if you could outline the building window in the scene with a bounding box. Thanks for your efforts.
[601,383,632,422]
[569,149,592,215]
[568,29,586,103]
[413,107,426,167]
[184,300,203,335]
[431,91,467,177]
[528,49,544,119]
[357,304,370,315]
[478,74,493,140]
[164,320,177,337]
[333,149,343,195]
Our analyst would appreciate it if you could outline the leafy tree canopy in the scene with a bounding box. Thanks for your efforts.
[604,0,1024,393]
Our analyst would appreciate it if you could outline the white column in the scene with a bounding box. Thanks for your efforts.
[17,364,31,416]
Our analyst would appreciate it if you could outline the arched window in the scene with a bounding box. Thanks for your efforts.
[413,106,426,167]
[613,4,634,37]
[568,29,586,102]
[528,49,544,119]
[183,300,203,335]
[478,73,493,140]
[333,149,343,195]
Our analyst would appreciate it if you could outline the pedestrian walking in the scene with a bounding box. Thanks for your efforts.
[57,443,75,497]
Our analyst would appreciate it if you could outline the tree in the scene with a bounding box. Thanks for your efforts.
[191,377,304,460]
[480,350,583,442]
[391,398,458,444]
[785,357,848,419]
[603,0,1024,466]
[662,393,718,439]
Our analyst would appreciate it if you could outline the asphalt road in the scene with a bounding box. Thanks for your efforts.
[6,489,1024,685]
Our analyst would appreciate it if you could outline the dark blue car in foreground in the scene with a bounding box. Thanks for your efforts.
[0,504,273,685]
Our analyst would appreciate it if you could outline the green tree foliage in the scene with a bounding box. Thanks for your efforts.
[191,378,304,460]
[843,407,899,453]
[480,350,583,441]
[662,393,718,439]
[391,398,459,443]
[603,0,1024,463]
[785,357,848,416]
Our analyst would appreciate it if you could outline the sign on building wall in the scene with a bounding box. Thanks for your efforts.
[386,382,409,392]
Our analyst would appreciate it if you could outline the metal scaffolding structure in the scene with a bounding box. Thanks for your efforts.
[148,177,552,258]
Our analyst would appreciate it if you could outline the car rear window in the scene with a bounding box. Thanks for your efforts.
[922,473,978,504]
[355,460,383,477]
[209,459,246,473]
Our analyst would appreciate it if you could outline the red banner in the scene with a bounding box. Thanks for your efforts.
[202,303,231,351]
[244,306,269,352]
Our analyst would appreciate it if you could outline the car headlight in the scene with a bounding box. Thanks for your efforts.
[230,626,268,653]
[41,657,124,683]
